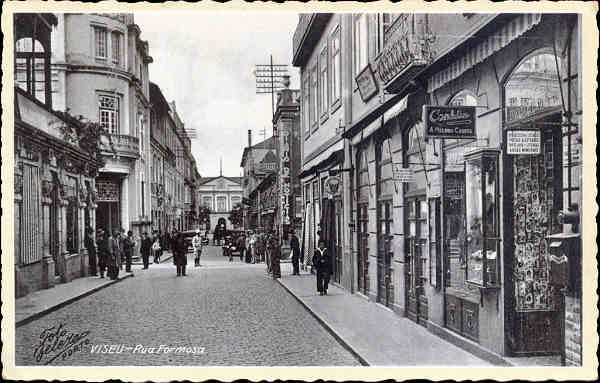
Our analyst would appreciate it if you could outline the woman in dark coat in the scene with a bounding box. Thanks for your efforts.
[173,232,188,276]
[312,239,332,295]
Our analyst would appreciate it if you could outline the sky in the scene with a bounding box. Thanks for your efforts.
[135,12,301,178]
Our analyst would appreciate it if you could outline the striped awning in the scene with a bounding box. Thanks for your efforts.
[428,14,542,93]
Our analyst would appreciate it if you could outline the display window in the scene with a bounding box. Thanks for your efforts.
[464,149,500,288]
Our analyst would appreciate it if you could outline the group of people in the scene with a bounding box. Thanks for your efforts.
[85,227,136,279]
[84,227,198,279]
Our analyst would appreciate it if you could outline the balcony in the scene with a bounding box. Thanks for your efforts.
[375,15,435,93]
[100,133,140,159]
[292,13,333,67]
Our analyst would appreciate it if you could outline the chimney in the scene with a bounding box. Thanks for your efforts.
[248,129,252,148]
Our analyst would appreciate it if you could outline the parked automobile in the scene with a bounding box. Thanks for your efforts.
[222,235,241,257]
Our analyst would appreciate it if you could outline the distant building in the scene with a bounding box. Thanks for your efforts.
[197,170,243,232]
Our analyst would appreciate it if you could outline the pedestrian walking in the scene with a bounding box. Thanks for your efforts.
[84,227,97,276]
[290,230,300,275]
[192,230,203,267]
[123,230,135,273]
[269,231,281,279]
[312,239,332,295]
[96,229,110,279]
[152,230,162,264]
[140,232,152,269]
[265,233,272,273]
[237,234,246,262]
[173,231,188,276]
[106,231,120,280]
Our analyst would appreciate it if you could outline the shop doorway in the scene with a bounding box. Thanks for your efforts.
[504,49,565,356]
[96,202,120,235]
[405,195,428,324]
[356,148,370,296]
[376,199,394,307]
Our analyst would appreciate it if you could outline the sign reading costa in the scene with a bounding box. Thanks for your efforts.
[423,105,476,139]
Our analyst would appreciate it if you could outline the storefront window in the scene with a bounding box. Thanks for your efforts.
[465,149,500,287]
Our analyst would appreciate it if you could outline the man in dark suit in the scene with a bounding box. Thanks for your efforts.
[140,232,152,269]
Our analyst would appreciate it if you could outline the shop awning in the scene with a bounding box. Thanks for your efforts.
[298,149,344,179]
[428,14,542,93]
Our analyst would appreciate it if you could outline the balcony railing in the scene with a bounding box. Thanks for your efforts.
[100,134,140,158]
[375,15,435,91]
[505,105,561,124]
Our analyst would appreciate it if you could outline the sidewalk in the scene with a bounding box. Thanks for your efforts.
[277,264,491,366]
[132,250,174,265]
[16,272,133,328]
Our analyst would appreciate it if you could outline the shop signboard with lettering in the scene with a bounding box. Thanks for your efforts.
[392,163,414,183]
[423,105,477,139]
[355,64,379,102]
[507,129,541,155]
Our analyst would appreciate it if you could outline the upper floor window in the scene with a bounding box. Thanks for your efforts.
[99,94,119,134]
[94,26,107,59]
[217,196,227,212]
[354,14,368,77]
[15,38,48,105]
[319,46,328,117]
[111,31,122,65]
[303,76,310,136]
[310,65,318,128]
[330,26,341,105]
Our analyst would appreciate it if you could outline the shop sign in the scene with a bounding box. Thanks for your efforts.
[392,163,414,183]
[355,64,379,102]
[507,130,541,155]
[423,105,477,139]
[325,176,341,196]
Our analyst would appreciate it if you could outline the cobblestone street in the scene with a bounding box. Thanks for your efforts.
[15,246,360,366]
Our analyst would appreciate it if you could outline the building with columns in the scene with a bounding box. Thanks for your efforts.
[14,13,103,297]
[51,13,153,241]
[197,166,243,232]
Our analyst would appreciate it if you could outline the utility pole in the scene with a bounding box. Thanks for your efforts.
[254,55,289,122]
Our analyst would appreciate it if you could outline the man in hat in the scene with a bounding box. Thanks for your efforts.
[84,227,97,276]
[140,232,152,269]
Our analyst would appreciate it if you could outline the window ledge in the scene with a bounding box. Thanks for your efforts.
[320,113,329,125]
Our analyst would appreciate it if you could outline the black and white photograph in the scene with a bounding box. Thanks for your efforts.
[1,1,597,381]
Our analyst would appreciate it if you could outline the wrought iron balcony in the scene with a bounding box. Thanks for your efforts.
[375,14,435,93]
[100,133,140,159]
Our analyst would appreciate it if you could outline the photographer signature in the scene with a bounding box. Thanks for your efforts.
[33,323,90,364]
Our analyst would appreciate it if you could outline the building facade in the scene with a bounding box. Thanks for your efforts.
[14,13,103,297]
[240,133,278,231]
[197,176,243,232]
[272,78,302,250]
[51,13,153,242]
[293,13,582,363]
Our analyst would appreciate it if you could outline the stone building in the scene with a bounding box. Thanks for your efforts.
[51,13,153,241]
[14,13,103,297]
[293,13,582,364]
[197,172,243,232]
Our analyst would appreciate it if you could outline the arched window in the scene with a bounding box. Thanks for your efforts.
[505,49,562,123]
[15,37,48,104]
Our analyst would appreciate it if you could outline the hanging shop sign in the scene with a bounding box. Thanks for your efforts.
[507,129,541,155]
[355,64,379,102]
[423,105,477,140]
[392,163,414,183]
[325,176,341,196]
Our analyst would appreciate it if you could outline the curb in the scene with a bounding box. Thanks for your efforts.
[16,273,134,328]
[276,278,370,366]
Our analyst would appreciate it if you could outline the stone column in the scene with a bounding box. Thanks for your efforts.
[58,198,69,282]
[40,182,55,289]
[79,200,88,277]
